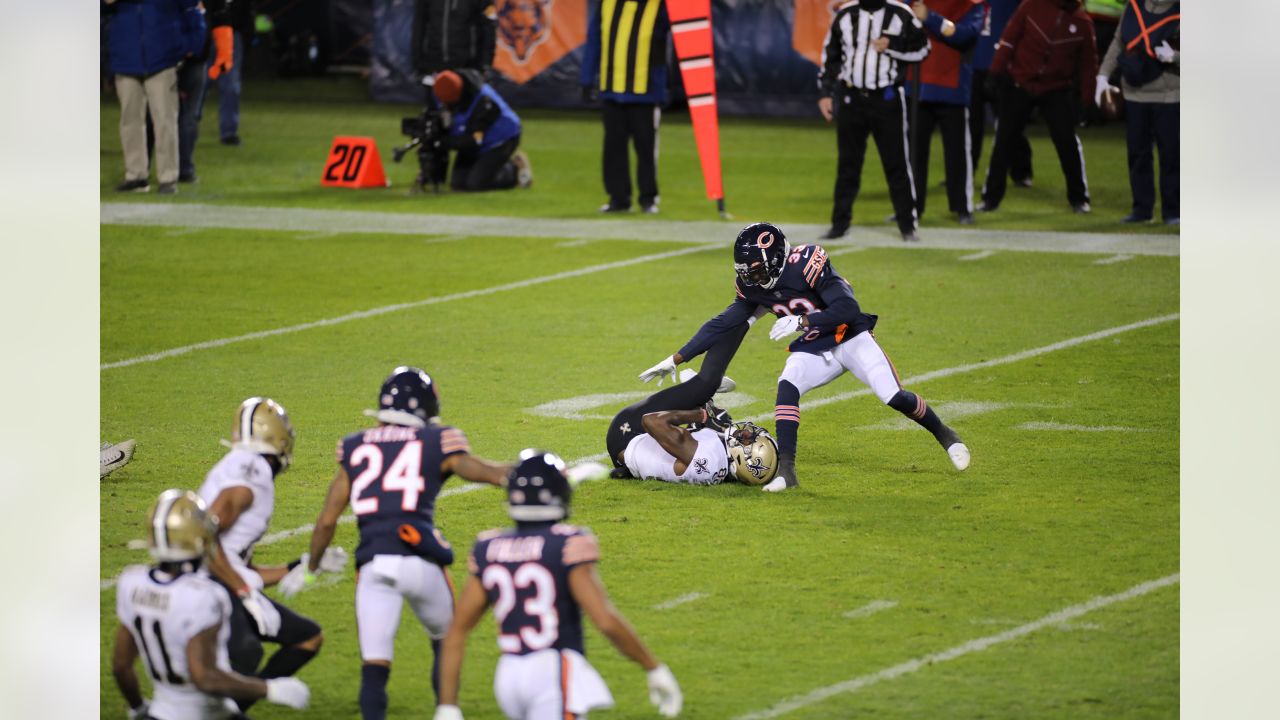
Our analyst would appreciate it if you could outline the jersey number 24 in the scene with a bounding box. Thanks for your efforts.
[349,441,426,515]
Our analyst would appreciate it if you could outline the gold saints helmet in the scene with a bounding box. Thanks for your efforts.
[224,397,296,469]
[726,422,780,486]
[147,489,218,563]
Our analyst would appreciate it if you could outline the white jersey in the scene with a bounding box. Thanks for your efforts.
[623,427,729,485]
[198,448,275,589]
[116,565,237,720]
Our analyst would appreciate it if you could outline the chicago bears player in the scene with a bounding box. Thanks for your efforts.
[197,397,333,710]
[112,489,310,719]
[639,222,970,491]
[288,366,510,720]
[434,449,683,720]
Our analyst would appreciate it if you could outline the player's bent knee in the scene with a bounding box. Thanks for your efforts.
[297,632,324,652]
[887,390,917,412]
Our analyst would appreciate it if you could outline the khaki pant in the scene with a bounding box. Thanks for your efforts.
[115,66,179,184]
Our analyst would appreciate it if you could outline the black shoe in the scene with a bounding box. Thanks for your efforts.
[1013,176,1033,188]
[609,466,635,479]
[956,212,975,225]
[1122,213,1153,224]
[598,203,631,214]
[976,200,998,212]
[702,400,733,432]
[885,213,898,224]
[821,225,848,240]
[178,172,197,184]
[220,135,241,146]
[1072,201,1092,214]
[115,179,149,193]
[1164,216,1179,226]
[901,231,920,243]
[777,454,799,489]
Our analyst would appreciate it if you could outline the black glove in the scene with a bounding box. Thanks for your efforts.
[580,84,597,104]
[984,73,1005,99]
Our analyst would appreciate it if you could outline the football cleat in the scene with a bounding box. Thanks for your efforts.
[733,222,790,290]
[726,422,779,486]
[507,449,573,521]
[147,489,218,563]
[224,398,295,469]
[763,453,799,492]
[100,438,136,478]
[368,366,440,428]
[947,442,971,471]
[677,368,737,394]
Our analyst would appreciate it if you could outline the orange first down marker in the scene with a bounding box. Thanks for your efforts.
[321,136,389,188]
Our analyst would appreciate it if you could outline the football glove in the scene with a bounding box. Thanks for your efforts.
[239,587,282,637]
[769,315,804,341]
[278,563,314,598]
[434,705,465,720]
[127,701,150,719]
[566,461,610,486]
[646,664,683,718]
[1154,40,1176,63]
[208,26,234,80]
[639,355,679,385]
[1094,75,1119,107]
[265,677,310,709]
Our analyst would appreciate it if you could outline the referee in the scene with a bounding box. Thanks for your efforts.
[819,0,930,242]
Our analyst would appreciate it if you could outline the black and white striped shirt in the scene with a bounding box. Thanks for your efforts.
[818,0,930,95]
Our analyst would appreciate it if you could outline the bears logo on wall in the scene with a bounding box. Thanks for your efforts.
[493,0,585,84]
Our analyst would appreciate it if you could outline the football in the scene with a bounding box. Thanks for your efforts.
[1100,85,1124,120]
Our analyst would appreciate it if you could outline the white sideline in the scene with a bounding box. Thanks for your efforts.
[734,574,1179,719]
[653,592,708,610]
[741,313,1179,424]
[100,245,714,371]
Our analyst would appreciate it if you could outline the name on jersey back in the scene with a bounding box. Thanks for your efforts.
[485,536,545,563]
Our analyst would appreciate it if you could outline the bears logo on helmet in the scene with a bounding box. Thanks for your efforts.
[733,222,790,290]
[507,448,572,521]
[368,366,441,427]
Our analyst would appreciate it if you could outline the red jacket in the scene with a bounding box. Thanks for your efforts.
[991,0,1098,106]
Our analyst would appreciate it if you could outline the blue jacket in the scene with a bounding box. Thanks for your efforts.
[906,1,986,106]
[103,0,204,77]
[972,0,1023,70]
[450,85,522,152]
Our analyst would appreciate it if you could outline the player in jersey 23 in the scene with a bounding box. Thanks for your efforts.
[286,366,511,720]
[435,449,682,720]
[112,490,310,719]
[639,222,970,491]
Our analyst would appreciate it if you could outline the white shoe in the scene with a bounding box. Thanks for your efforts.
[762,477,789,492]
[677,369,736,394]
[946,442,970,471]
[512,151,533,189]
[101,439,137,478]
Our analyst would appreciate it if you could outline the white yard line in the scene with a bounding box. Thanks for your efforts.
[101,245,715,371]
[842,600,898,619]
[1094,254,1135,265]
[653,592,708,610]
[1017,421,1154,432]
[741,314,1179,423]
[958,250,998,261]
[734,574,1179,720]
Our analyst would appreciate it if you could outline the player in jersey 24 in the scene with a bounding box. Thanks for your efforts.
[284,366,511,720]
[197,397,337,712]
[638,222,970,492]
[112,489,310,719]
[434,449,683,720]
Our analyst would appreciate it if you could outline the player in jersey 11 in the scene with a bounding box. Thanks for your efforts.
[434,449,683,720]
[285,366,511,720]
[639,222,970,491]
[198,397,335,711]
[112,489,310,719]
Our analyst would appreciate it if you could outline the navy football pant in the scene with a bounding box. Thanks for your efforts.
[1125,100,1179,221]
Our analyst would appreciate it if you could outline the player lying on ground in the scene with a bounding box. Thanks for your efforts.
[434,449,683,720]
[198,397,336,712]
[113,489,310,719]
[283,366,510,720]
[639,222,970,492]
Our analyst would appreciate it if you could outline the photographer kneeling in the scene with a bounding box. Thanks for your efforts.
[433,69,532,192]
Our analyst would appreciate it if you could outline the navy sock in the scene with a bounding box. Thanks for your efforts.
[360,664,391,720]
[431,638,442,703]
[775,381,801,456]
[887,391,955,446]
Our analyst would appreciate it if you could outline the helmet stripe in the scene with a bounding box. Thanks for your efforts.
[240,399,261,444]
[152,492,175,559]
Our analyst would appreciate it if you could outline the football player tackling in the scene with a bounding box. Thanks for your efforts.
[638,222,970,491]
[434,449,682,720]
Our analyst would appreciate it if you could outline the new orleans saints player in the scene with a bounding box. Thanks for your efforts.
[618,409,781,488]
[639,222,970,491]
[112,489,310,719]
[198,397,342,710]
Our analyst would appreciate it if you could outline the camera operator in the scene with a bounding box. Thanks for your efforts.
[433,69,532,192]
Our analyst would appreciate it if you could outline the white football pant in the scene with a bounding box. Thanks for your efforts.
[778,331,902,402]
[356,554,453,662]
[494,648,613,720]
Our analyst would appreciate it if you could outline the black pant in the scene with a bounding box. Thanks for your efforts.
[176,59,207,179]
[227,592,322,676]
[1125,100,1179,220]
[982,85,1089,208]
[605,323,749,466]
[830,87,917,236]
[602,100,659,209]
[969,68,1032,183]
[912,101,973,217]
[450,135,519,191]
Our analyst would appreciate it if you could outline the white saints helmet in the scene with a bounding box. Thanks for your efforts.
[725,422,780,486]
[223,397,296,469]
[147,489,218,563]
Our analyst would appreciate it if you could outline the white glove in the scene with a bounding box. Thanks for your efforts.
[566,461,610,486]
[278,563,313,598]
[1094,74,1118,107]
[769,315,804,342]
[265,677,311,709]
[240,588,282,637]
[647,664,683,718]
[1154,40,1176,63]
[127,701,150,719]
[639,355,679,385]
[434,705,465,720]
[318,546,349,573]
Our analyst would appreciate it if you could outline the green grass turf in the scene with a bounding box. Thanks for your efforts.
[100,219,1178,718]
[100,77,1176,234]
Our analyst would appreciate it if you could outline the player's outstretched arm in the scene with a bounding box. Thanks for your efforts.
[641,410,706,467]
[443,453,511,486]
[307,467,352,573]
[187,625,310,708]
[436,575,490,711]
[111,624,146,715]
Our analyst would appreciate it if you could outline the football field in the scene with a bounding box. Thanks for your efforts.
[100,202,1178,718]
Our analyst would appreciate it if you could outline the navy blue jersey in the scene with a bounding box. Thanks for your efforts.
[679,244,878,360]
[468,523,600,656]
[337,423,470,567]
